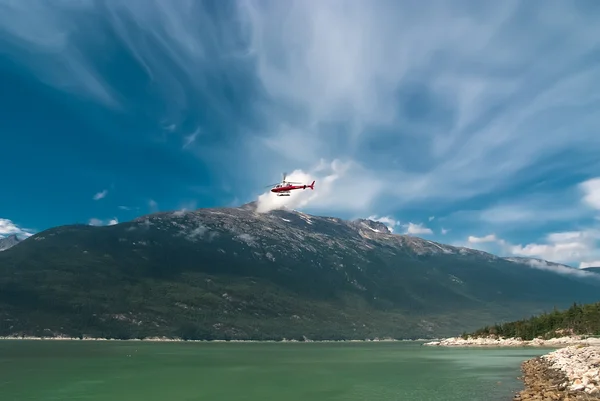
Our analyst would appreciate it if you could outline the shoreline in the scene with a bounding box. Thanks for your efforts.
[6,335,598,398]
[422,334,600,398]
[423,335,600,348]
[0,335,433,343]
[516,345,600,400]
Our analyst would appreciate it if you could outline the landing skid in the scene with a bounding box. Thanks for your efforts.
[277,193,291,197]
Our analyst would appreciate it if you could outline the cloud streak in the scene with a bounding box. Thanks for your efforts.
[88,217,118,226]
[581,261,600,269]
[148,199,159,213]
[462,226,600,270]
[0,0,119,107]
[0,218,34,239]
[581,178,600,211]
[93,189,108,200]
[255,160,385,214]
[468,177,600,267]
[508,230,600,268]
[405,223,433,235]
[182,128,200,149]
[505,257,600,280]
[3,1,599,214]
[367,215,400,233]
[238,0,600,211]
[468,234,500,244]
[3,1,600,268]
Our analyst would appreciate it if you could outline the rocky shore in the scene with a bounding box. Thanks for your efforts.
[422,335,600,399]
[424,335,600,347]
[516,345,600,400]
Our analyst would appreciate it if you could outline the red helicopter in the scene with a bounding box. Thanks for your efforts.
[265,172,315,197]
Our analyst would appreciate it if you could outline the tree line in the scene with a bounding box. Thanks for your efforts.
[462,301,600,341]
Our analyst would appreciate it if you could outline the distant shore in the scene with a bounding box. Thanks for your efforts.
[0,335,433,343]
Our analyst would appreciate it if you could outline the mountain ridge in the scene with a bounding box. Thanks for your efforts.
[129,201,512,260]
[1,203,599,340]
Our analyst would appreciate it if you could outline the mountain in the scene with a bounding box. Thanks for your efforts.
[1,202,599,340]
[0,235,20,252]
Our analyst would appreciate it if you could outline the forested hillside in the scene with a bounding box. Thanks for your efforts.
[464,302,600,341]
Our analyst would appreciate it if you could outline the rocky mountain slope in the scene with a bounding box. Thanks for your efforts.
[0,202,599,340]
[0,234,20,252]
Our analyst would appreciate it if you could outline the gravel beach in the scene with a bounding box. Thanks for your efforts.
[515,346,600,400]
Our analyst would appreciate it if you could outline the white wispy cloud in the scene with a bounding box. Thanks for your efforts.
[446,181,593,230]
[255,160,384,214]
[88,218,104,226]
[462,227,600,270]
[182,128,200,149]
[581,261,600,269]
[505,257,599,280]
[404,223,433,236]
[477,202,586,226]
[4,1,600,268]
[508,230,600,268]
[172,200,198,216]
[468,234,501,244]
[93,189,108,200]
[0,1,119,107]
[88,217,118,226]
[118,205,140,211]
[0,218,34,238]
[236,0,600,212]
[366,215,400,233]
[581,178,600,211]
[462,177,600,267]
[4,1,599,216]
[148,199,159,213]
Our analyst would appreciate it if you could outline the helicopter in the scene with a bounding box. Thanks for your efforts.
[264,172,315,197]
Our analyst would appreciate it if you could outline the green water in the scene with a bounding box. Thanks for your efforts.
[0,340,551,401]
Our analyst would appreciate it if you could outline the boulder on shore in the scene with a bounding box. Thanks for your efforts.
[516,346,600,401]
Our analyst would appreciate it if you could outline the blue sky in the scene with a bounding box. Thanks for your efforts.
[1,0,600,268]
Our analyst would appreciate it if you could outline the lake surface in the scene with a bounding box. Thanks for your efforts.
[0,340,552,401]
